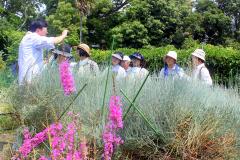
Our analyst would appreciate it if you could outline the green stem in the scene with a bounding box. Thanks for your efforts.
[121,90,158,134]
[123,73,150,120]
[101,38,115,122]
[121,90,166,143]
[58,83,87,121]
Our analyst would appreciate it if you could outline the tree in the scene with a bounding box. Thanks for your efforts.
[75,0,95,43]
[47,1,81,45]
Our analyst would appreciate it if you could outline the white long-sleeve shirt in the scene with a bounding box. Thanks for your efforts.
[112,64,126,79]
[192,63,212,86]
[18,32,55,84]
[128,67,149,79]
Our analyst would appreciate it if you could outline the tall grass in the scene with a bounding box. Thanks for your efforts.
[6,66,240,159]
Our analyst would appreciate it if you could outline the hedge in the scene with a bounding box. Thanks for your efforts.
[88,45,240,84]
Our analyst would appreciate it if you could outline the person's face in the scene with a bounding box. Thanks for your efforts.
[165,56,175,67]
[191,55,199,67]
[121,60,131,70]
[132,58,141,67]
[112,56,121,65]
[36,27,48,36]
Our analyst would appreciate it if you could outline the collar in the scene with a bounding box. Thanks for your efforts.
[79,58,89,66]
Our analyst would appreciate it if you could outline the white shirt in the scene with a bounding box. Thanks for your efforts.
[128,67,149,79]
[112,64,126,79]
[18,32,54,84]
[159,64,185,79]
[76,58,99,75]
[192,63,212,86]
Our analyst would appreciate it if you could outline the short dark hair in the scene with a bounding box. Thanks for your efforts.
[29,19,48,32]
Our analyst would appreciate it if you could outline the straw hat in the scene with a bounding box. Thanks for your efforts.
[192,49,205,61]
[77,43,90,56]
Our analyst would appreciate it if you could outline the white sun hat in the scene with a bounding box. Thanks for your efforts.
[191,49,205,61]
[123,55,131,61]
[165,51,177,60]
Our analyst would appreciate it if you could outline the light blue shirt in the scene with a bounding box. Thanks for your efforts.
[18,32,55,84]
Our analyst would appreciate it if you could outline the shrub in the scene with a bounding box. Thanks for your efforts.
[7,67,240,159]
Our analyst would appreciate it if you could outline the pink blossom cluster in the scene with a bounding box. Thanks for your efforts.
[59,60,76,96]
[103,96,124,160]
[16,113,87,160]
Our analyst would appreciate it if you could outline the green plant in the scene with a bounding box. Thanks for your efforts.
[6,67,240,159]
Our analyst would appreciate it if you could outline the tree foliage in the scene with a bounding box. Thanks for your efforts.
[0,0,240,64]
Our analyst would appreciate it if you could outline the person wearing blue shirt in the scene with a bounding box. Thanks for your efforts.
[159,51,185,79]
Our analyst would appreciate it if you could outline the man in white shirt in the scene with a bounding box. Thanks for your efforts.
[191,49,213,86]
[18,19,68,85]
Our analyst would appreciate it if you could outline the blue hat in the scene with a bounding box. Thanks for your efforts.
[130,52,144,61]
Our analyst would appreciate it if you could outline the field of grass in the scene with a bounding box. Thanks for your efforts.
[0,65,238,159]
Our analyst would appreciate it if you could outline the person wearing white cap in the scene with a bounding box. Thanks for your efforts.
[75,43,99,76]
[128,52,149,79]
[191,49,212,86]
[112,51,126,79]
[121,55,132,75]
[159,51,185,79]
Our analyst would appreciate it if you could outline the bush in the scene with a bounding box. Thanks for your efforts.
[7,68,240,159]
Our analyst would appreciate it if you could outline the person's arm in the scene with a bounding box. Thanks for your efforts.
[201,68,213,86]
[53,30,68,44]
[33,30,69,49]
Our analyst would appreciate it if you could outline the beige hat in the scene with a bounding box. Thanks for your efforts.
[192,49,205,61]
[77,43,90,56]
[165,51,177,60]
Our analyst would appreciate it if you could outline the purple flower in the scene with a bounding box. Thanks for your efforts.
[102,96,124,160]
[59,60,76,96]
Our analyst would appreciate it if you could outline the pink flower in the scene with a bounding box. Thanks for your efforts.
[102,96,124,160]
[39,156,48,160]
[59,60,76,96]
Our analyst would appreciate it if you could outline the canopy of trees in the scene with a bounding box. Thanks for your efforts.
[0,0,240,64]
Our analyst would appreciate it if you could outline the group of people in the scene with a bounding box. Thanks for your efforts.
[18,19,212,86]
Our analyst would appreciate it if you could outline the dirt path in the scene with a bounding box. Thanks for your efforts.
[0,132,15,159]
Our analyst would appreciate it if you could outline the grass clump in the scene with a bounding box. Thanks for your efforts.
[5,67,240,159]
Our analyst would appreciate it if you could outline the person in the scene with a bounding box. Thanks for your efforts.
[191,49,212,86]
[159,51,185,79]
[18,19,68,85]
[51,44,73,66]
[74,43,99,76]
[121,55,131,75]
[112,51,126,79]
[128,52,149,78]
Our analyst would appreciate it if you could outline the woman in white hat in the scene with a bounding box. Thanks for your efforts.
[128,52,149,78]
[112,51,126,79]
[75,43,99,75]
[121,55,132,75]
[191,49,212,85]
[159,51,185,79]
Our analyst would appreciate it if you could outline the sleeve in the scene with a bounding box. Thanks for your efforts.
[33,36,55,50]
[200,68,213,86]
